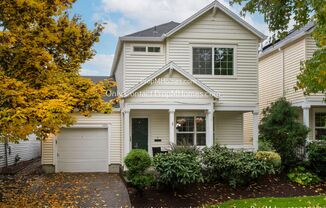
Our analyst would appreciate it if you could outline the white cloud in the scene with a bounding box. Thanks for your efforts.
[80,54,114,76]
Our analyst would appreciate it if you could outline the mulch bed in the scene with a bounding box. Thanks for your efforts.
[0,158,40,175]
[128,175,326,207]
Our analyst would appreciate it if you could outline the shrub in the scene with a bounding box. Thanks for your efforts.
[170,143,200,157]
[287,166,321,185]
[124,149,153,190]
[256,151,281,169]
[153,152,203,189]
[202,145,276,187]
[259,97,309,166]
[307,140,326,177]
[258,138,274,151]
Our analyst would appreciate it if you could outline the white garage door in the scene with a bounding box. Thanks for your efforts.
[57,128,108,172]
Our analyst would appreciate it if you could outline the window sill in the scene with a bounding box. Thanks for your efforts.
[193,75,238,79]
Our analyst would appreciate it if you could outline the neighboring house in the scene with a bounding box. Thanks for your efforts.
[244,22,325,142]
[41,1,266,173]
[0,135,40,169]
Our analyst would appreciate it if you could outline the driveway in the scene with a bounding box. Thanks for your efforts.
[0,172,131,207]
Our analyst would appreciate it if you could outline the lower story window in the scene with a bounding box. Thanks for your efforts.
[176,116,206,146]
[315,112,326,140]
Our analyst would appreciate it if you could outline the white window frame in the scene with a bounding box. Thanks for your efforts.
[176,116,206,146]
[313,108,326,140]
[131,44,163,55]
[191,44,237,78]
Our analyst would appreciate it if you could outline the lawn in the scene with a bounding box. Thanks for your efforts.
[212,195,326,208]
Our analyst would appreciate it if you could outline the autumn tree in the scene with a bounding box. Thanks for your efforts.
[0,0,117,142]
[230,0,326,98]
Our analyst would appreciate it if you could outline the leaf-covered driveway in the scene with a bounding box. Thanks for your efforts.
[0,173,131,208]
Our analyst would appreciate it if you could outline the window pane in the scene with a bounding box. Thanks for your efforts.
[196,133,206,146]
[316,128,326,140]
[134,46,146,52]
[177,133,194,145]
[214,48,233,75]
[176,117,194,132]
[148,47,160,52]
[315,113,326,127]
[193,48,212,75]
[196,116,206,131]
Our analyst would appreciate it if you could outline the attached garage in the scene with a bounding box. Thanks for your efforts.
[57,128,109,172]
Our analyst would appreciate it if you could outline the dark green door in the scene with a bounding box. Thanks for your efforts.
[132,118,148,151]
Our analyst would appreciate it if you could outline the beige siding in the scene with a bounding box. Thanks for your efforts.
[215,112,243,145]
[283,38,306,102]
[115,49,124,94]
[305,35,318,59]
[258,51,284,113]
[124,43,166,90]
[167,9,259,105]
[126,70,213,104]
[41,112,122,165]
[243,112,253,144]
[42,135,54,165]
[130,110,170,149]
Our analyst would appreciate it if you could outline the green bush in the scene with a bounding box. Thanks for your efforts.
[124,149,153,190]
[202,145,277,187]
[170,143,200,157]
[258,138,274,151]
[256,151,281,169]
[307,140,326,177]
[287,166,321,185]
[259,97,309,166]
[153,152,203,189]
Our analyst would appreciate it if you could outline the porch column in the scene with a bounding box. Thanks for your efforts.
[253,111,259,151]
[206,109,214,147]
[302,104,310,141]
[169,109,175,144]
[123,110,130,158]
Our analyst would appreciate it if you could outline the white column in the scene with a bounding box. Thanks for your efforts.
[252,111,259,151]
[169,109,175,144]
[123,110,130,158]
[206,109,214,147]
[302,104,310,142]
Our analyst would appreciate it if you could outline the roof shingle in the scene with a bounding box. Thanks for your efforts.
[125,21,180,37]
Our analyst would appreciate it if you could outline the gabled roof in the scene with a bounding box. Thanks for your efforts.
[125,21,180,37]
[165,0,266,39]
[122,61,219,99]
[111,0,267,75]
[260,22,314,59]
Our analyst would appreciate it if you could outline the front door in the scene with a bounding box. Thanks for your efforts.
[132,118,148,151]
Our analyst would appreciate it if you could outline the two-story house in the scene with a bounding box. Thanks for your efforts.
[244,22,325,143]
[41,1,265,173]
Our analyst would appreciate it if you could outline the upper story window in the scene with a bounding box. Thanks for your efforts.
[193,47,234,76]
[133,46,161,53]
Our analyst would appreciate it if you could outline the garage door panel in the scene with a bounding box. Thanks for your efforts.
[57,128,109,172]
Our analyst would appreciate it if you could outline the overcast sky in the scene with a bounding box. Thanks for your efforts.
[71,0,270,76]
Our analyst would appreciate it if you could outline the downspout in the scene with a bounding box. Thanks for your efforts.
[4,137,8,168]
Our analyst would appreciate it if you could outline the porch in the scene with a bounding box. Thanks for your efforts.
[122,104,259,157]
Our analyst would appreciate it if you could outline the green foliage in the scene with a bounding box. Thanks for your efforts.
[256,151,281,170]
[202,145,277,187]
[259,98,309,166]
[229,0,326,100]
[307,140,326,177]
[170,143,200,157]
[258,138,275,151]
[153,152,203,189]
[124,149,153,190]
[0,0,117,142]
[287,166,321,185]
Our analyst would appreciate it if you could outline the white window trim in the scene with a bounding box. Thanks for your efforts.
[176,116,206,146]
[190,44,237,78]
[312,108,326,140]
[131,44,163,56]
